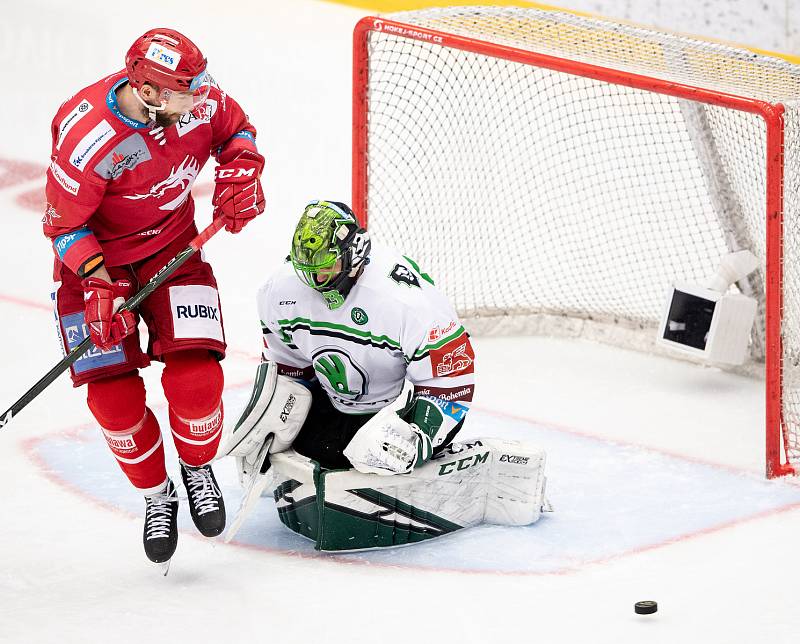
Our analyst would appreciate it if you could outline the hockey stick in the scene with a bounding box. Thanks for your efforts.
[0,218,226,430]
[225,433,274,543]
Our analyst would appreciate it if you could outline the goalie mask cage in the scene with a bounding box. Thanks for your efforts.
[351,7,800,478]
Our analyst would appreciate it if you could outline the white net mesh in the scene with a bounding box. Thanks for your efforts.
[358,7,800,469]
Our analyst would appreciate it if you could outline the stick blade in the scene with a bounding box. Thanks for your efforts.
[225,441,274,543]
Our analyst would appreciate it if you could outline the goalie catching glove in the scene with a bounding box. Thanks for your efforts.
[343,389,434,476]
[212,149,266,233]
[343,383,469,475]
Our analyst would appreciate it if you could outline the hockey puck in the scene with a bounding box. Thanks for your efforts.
[634,601,658,615]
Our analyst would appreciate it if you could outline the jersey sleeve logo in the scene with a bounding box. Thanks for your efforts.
[48,161,80,196]
[53,228,93,261]
[427,320,458,343]
[429,335,475,377]
[389,263,420,288]
[70,119,115,171]
[56,99,93,150]
[42,203,61,226]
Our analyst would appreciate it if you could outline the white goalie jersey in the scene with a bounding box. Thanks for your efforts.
[256,242,475,440]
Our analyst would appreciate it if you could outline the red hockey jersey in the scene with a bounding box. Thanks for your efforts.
[44,71,259,274]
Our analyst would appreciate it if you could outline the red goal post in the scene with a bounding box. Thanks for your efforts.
[351,8,800,477]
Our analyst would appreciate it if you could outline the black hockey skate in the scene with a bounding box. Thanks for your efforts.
[180,462,226,537]
[143,478,179,563]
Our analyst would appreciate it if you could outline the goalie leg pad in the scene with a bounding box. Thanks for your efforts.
[268,437,550,552]
[219,361,312,459]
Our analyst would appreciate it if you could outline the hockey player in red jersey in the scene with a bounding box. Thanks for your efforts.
[43,28,265,564]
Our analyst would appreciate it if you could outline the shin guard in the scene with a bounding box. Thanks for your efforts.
[168,403,224,467]
[162,351,225,466]
[87,374,167,492]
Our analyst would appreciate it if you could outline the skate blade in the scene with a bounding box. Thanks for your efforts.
[156,560,171,576]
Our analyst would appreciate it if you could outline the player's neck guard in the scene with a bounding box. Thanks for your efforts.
[132,86,168,123]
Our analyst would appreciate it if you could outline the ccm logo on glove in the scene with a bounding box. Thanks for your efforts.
[216,167,255,179]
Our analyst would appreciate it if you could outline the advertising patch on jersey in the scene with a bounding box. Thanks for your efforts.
[145,42,181,70]
[429,334,475,378]
[312,348,368,402]
[169,285,224,342]
[123,155,199,211]
[276,363,316,380]
[70,119,115,171]
[56,99,92,150]
[430,397,470,423]
[176,99,217,137]
[60,312,127,374]
[389,263,420,288]
[427,320,458,343]
[414,384,475,403]
[49,161,80,196]
[94,133,151,180]
[53,228,93,261]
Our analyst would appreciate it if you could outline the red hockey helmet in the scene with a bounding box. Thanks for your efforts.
[125,29,211,118]
[126,28,207,91]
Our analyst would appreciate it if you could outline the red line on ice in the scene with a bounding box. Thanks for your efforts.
[6,277,800,575]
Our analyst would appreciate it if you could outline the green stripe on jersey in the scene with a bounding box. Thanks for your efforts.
[411,326,467,360]
[403,255,435,286]
[277,317,403,351]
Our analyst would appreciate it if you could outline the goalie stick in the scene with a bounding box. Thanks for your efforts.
[0,217,226,431]
[225,434,275,543]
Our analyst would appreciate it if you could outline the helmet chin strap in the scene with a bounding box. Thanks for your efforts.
[131,86,167,123]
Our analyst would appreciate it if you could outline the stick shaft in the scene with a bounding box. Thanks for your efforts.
[0,218,226,429]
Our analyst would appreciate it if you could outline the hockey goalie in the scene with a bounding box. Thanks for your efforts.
[219,201,551,550]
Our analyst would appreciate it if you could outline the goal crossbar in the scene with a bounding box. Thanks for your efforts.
[352,9,798,477]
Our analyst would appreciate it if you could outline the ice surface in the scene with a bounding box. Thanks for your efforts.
[26,395,800,575]
[2,2,800,643]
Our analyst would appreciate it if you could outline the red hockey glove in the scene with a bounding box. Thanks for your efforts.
[82,277,136,351]
[212,149,266,234]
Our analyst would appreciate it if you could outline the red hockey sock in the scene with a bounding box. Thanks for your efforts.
[87,373,167,493]
[161,350,224,467]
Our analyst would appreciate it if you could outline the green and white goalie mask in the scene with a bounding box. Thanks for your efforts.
[290,201,372,310]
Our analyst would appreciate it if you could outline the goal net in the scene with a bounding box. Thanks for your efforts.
[352,7,800,477]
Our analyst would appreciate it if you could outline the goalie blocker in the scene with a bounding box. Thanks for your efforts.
[220,362,551,550]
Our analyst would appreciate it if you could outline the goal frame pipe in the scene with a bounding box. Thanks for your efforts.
[352,15,791,477]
